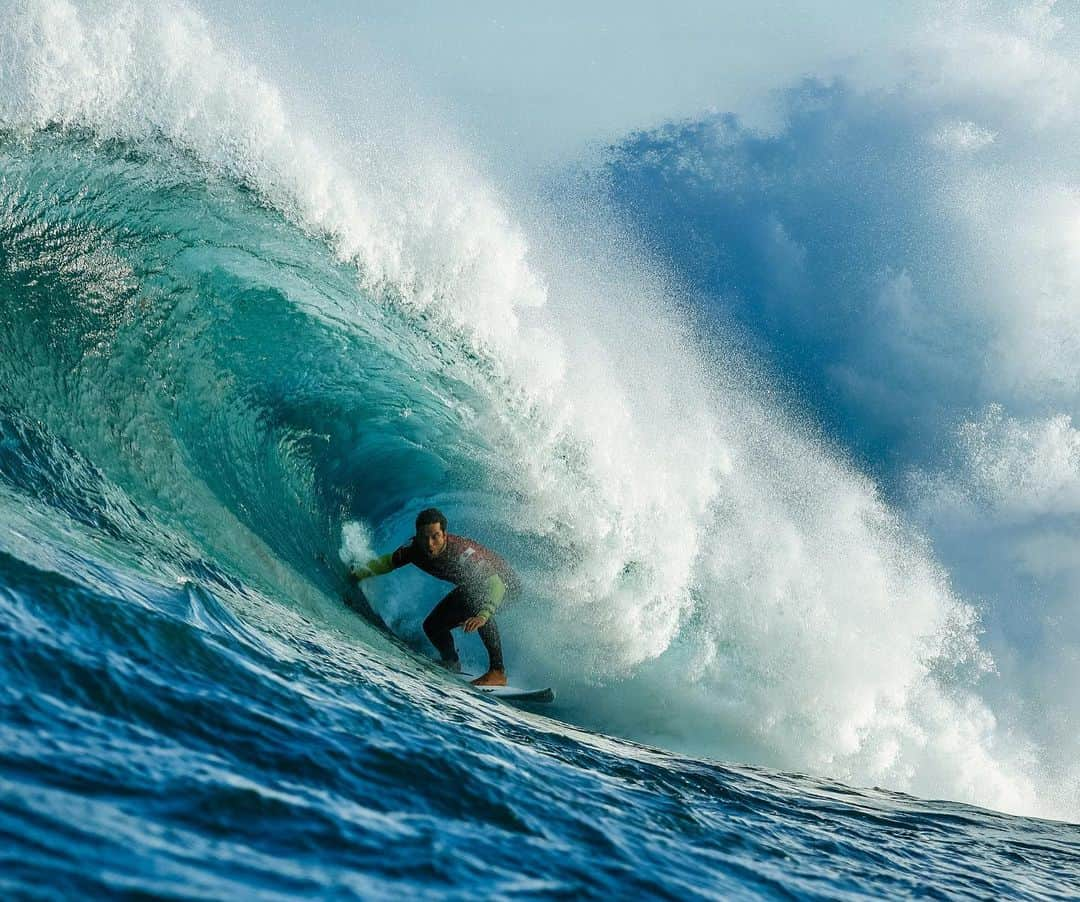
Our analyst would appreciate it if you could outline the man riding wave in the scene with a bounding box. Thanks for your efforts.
[348,508,520,687]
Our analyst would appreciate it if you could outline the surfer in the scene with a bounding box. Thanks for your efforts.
[347,508,520,687]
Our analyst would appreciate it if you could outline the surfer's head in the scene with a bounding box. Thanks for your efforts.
[415,507,448,558]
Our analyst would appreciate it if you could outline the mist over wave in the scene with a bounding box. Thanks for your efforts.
[0,0,1075,829]
[600,0,1080,815]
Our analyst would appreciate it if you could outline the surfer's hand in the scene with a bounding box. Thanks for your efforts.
[349,567,372,584]
[463,615,488,633]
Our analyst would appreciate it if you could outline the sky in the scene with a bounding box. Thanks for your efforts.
[203,1,925,166]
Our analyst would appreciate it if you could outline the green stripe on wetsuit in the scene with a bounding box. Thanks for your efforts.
[478,573,506,620]
[358,553,394,577]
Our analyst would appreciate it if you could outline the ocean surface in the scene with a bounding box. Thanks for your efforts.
[2,1,1080,898]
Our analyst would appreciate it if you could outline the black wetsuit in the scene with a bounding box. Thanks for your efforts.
[389,535,520,671]
[423,587,504,671]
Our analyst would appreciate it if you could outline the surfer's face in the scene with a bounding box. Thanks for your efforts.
[419,523,447,558]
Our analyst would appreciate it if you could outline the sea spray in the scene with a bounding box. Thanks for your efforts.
[339,521,377,571]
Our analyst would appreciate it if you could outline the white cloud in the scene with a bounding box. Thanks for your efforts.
[929,119,997,150]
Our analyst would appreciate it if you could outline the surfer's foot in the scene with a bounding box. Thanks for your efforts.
[470,668,507,687]
[440,658,462,674]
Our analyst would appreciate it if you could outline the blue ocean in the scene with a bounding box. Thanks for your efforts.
[2,1,1079,898]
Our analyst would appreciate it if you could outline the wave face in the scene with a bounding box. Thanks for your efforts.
[1,0,1078,895]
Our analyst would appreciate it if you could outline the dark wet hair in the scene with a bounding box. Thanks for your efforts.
[415,508,447,534]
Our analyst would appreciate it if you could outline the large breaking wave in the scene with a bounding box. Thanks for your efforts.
[1,0,1076,823]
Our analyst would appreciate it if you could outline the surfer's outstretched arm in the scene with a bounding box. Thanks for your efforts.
[349,552,395,583]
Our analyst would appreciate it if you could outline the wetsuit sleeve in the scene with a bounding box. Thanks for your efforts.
[477,573,506,620]
[390,542,415,569]
[351,552,395,581]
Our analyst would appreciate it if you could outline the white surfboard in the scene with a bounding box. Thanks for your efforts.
[461,673,555,703]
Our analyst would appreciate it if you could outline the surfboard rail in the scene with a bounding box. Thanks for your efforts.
[461,674,555,703]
